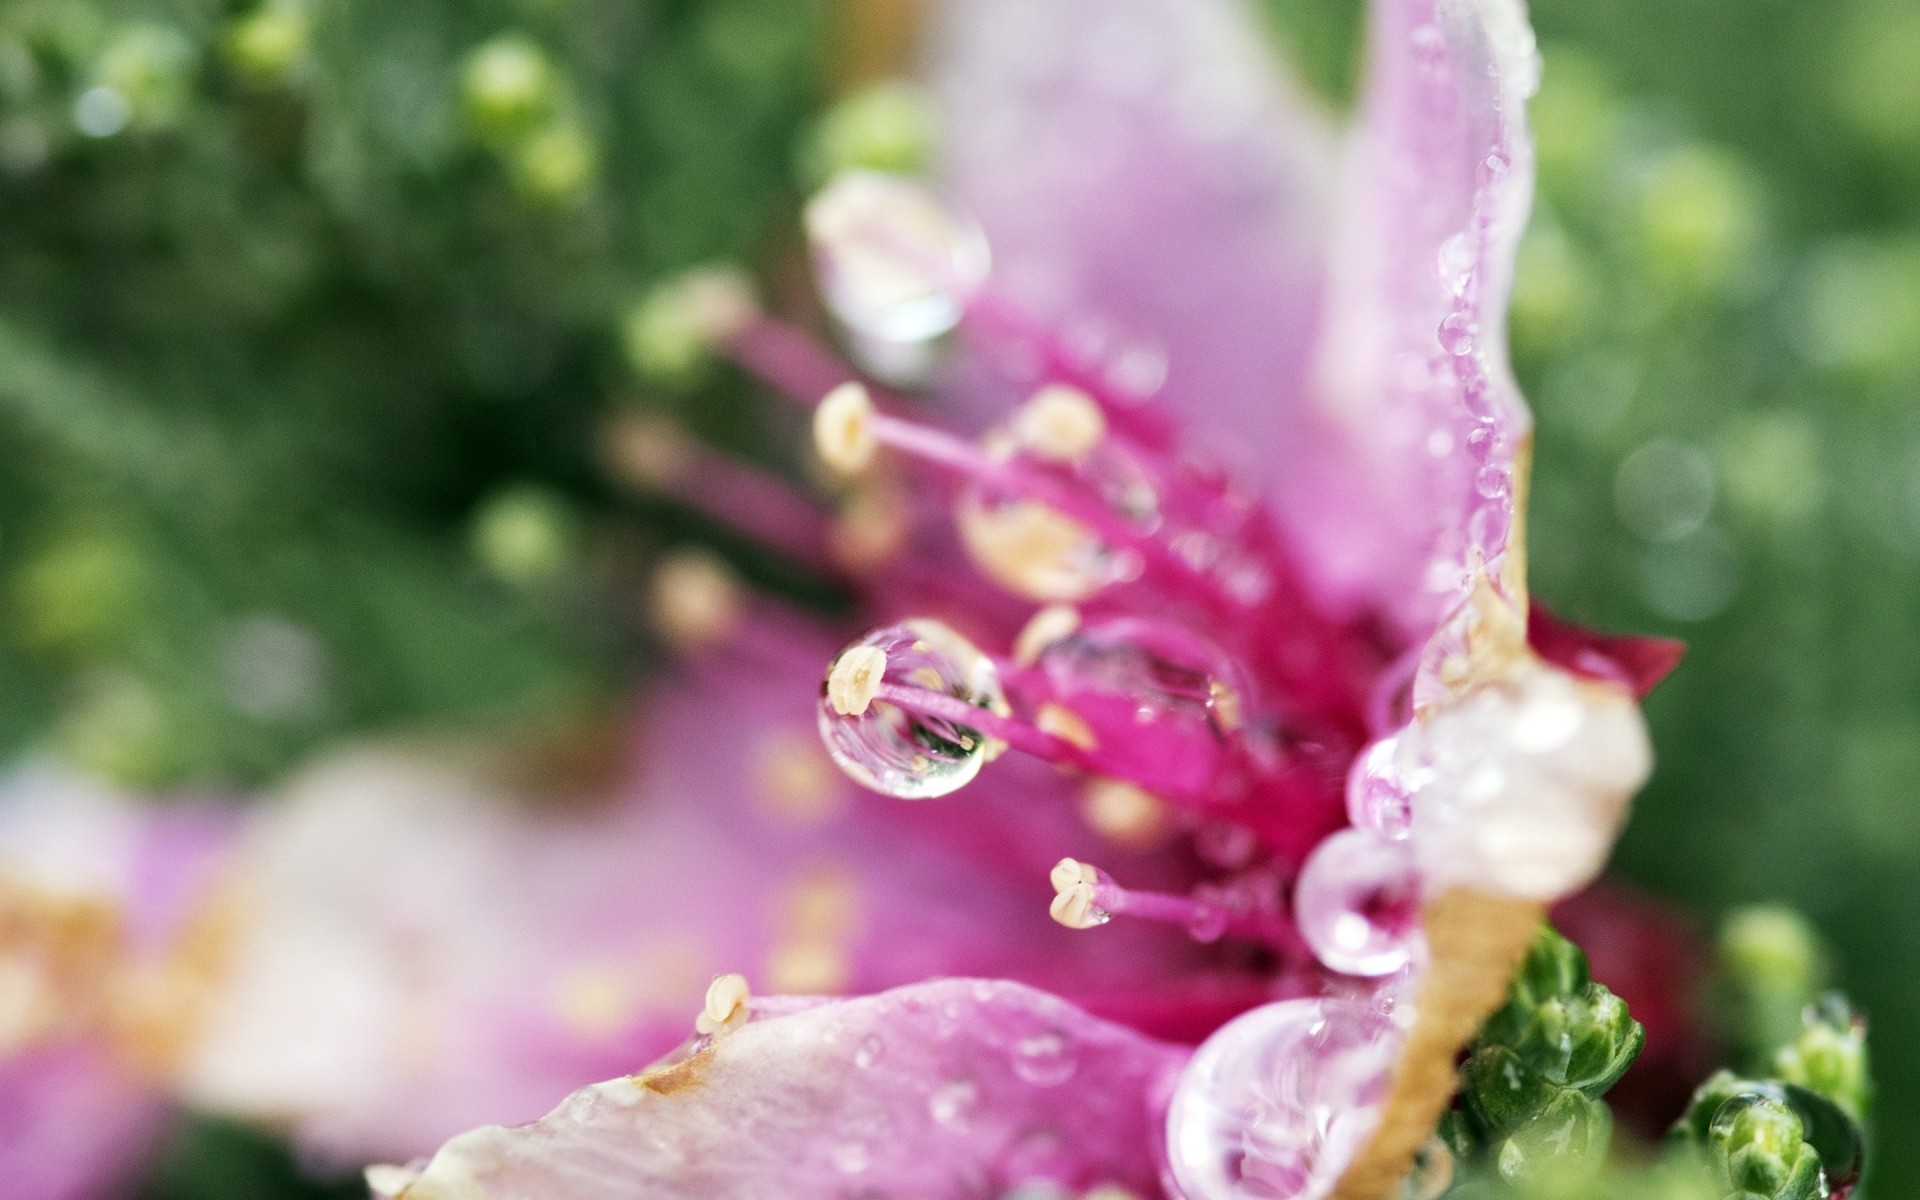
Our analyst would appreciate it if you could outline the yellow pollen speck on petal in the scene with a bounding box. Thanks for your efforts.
[1011,384,1106,461]
[827,644,889,716]
[648,550,743,650]
[1013,604,1080,667]
[695,972,751,1037]
[767,941,849,994]
[1080,779,1173,850]
[814,382,878,474]
[751,731,847,825]
[1037,703,1097,751]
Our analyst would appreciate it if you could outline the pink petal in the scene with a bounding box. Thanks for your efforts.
[928,0,1334,465]
[185,623,1248,1165]
[385,978,1187,1200]
[0,1042,168,1200]
[1288,0,1542,632]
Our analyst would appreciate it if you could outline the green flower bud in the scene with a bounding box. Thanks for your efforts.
[1718,905,1830,1067]
[88,24,197,135]
[620,268,758,388]
[223,4,311,85]
[1708,1095,1825,1200]
[511,122,595,206]
[800,81,936,187]
[1494,1091,1612,1186]
[470,485,579,589]
[461,34,556,139]
[1773,996,1870,1123]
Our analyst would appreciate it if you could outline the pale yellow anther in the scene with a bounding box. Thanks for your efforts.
[956,496,1105,602]
[1048,857,1106,930]
[601,412,695,490]
[1036,702,1097,751]
[826,644,889,717]
[814,382,878,474]
[1011,384,1106,462]
[675,267,759,345]
[1080,779,1172,850]
[648,551,743,650]
[1012,604,1080,667]
[364,1164,422,1199]
[1208,679,1243,733]
[694,972,751,1037]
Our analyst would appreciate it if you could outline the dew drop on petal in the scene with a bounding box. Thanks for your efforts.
[929,1078,979,1128]
[1166,998,1400,1200]
[1345,737,1414,839]
[1475,466,1511,501]
[1437,313,1477,356]
[1294,828,1423,977]
[817,620,1005,799]
[805,171,988,345]
[1011,1030,1078,1087]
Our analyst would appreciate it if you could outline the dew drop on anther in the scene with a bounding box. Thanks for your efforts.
[1011,1030,1078,1087]
[806,171,988,345]
[818,620,1005,799]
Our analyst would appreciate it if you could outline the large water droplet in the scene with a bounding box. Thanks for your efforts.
[806,171,989,344]
[818,620,1005,799]
[1294,828,1423,977]
[1166,998,1399,1200]
[1030,617,1245,799]
[1011,1030,1078,1087]
[1345,736,1414,838]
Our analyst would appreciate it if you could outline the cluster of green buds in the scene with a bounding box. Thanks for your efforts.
[459,32,596,207]
[1669,997,1869,1200]
[1442,924,1647,1186]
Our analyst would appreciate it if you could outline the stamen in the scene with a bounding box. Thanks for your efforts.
[694,973,751,1037]
[1079,779,1173,850]
[1035,703,1097,751]
[1045,859,1300,951]
[1012,604,1081,667]
[826,644,888,716]
[648,551,744,651]
[814,382,879,474]
[1010,384,1106,462]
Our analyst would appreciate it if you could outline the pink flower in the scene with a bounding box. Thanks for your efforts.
[370,0,1672,1197]
[0,0,1687,1196]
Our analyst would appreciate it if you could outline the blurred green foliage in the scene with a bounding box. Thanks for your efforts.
[3,0,1917,1193]
[0,0,825,788]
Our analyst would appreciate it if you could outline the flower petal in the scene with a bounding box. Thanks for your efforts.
[928,0,1334,463]
[183,626,1249,1164]
[383,978,1186,1200]
[0,1042,168,1200]
[1528,601,1686,698]
[1293,0,1541,633]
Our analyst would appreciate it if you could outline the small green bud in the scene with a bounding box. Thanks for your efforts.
[470,485,579,588]
[620,268,758,388]
[800,81,936,187]
[1708,1096,1825,1200]
[223,4,310,84]
[1773,996,1870,1122]
[511,122,595,206]
[88,24,197,134]
[1494,1091,1612,1186]
[461,35,555,139]
[1718,905,1830,1066]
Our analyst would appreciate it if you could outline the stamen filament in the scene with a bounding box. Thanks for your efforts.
[1050,858,1302,952]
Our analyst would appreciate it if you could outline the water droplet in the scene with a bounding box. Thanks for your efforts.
[818,620,1005,799]
[1437,232,1475,294]
[1011,1030,1078,1086]
[1475,466,1511,501]
[1437,313,1477,356]
[806,171,989,344]
[1345,736,1414,838]
[854,1034,885,1068]
[1294,828,1423,977]
[1033,617,1245,799]
[1166,998,1399,1200]
[832,1141,872,1175]
[1465,422,1500,465]
[929,1078,979,1127]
